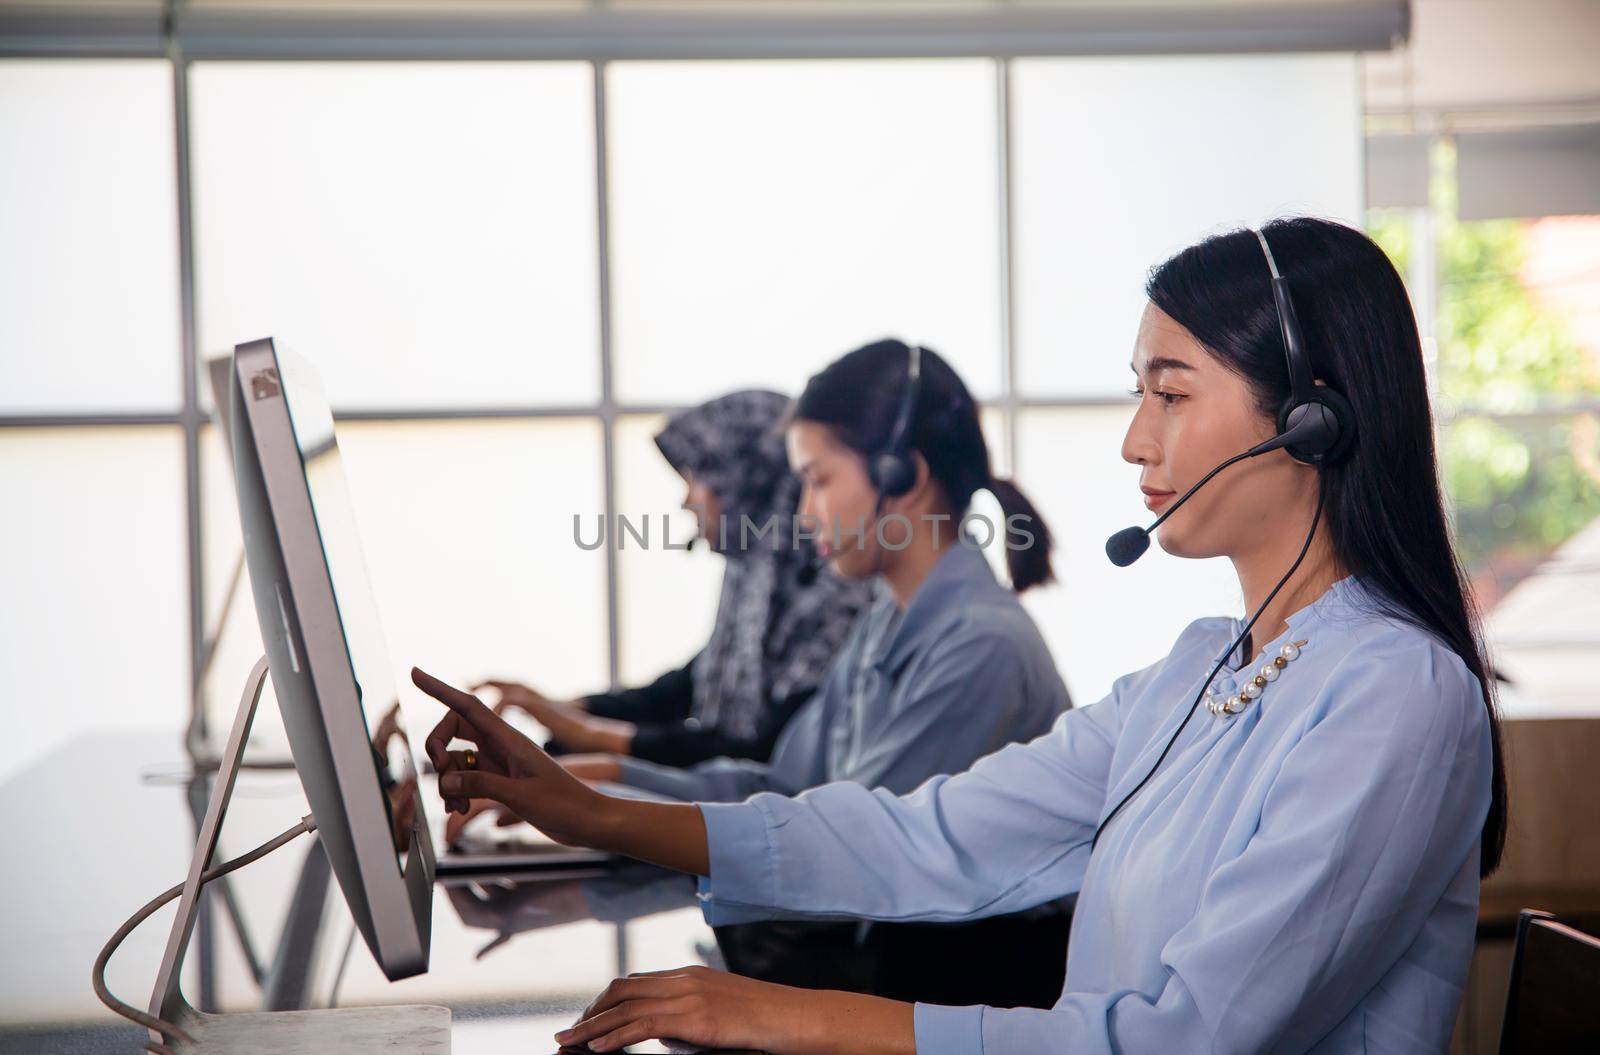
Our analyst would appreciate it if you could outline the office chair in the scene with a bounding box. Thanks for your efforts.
[1498,908,1600,1052]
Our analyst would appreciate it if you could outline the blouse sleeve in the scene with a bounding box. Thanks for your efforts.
[617,623,1045,805]
[625,685,816,768]
[916,638,1493,1054]
[693,656,1138,926]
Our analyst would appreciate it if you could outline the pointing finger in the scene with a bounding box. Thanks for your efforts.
[424,709,475,774]
[413,667,517,753]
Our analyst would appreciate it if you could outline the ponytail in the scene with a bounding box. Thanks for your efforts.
[988,476,1055,592]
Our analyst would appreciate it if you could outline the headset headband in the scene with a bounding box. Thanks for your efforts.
[1254,228,1316,403]
[884,343,921,456]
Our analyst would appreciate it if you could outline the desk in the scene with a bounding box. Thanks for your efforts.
[9,713,1597,1055]
[0,730,716,1054]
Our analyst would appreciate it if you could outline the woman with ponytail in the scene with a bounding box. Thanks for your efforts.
[555,338,1069,804]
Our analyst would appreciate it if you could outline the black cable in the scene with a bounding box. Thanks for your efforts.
[1144,447,1258,536]
[1090,485,1327,851]
[92,814,317,1053]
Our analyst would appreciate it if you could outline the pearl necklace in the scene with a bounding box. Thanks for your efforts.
[1206,639,1307,718]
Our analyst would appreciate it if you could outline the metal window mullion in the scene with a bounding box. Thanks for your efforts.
[0,5,1413,62]
[10,394,1590,433]
[325,404,675,423]
[593,55,632,982]
[167,8,220,1014]
[171,34,205,747]
[995,56,1020,479]
[0,412,184,427]
[594,58,622,694]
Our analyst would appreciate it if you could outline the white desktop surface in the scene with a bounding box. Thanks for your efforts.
[0,730,712,1052]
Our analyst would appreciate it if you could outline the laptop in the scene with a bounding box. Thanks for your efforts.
[429,787,615,875]
[432,779,682,876]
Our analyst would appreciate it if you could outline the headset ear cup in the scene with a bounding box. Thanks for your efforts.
[871,453,916,498]
[1318,387,1357,462]
[1277,388,1357,465]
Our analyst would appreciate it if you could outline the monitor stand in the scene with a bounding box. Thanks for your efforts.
[149,655,452,1053]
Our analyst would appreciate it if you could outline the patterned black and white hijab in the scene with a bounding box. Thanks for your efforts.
[654,390,871,742]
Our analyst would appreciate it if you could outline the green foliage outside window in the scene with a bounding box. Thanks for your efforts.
[1367,141,1600,601]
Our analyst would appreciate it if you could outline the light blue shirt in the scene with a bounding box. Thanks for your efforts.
[695,576,1493,1053]
[616,542,1071,803]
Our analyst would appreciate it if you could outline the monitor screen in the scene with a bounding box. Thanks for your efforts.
[275,349,422,866]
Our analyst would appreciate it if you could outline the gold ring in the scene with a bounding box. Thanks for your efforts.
[463,748,477,770]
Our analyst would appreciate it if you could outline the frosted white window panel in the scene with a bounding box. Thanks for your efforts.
[0,61,181,412]
[190,62,600,410]
[1011,53,1363,398]
[607,59,1004,404]
[0,428,188,783]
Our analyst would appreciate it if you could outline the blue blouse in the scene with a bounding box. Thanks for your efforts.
[616,543,1070,803]
[695,576,1493,1053]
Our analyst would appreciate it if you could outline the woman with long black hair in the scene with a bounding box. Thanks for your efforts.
[554,340,1069,810]
[415,217,1505,1053]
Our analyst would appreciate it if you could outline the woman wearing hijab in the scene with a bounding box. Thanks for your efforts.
[469,389,870,800]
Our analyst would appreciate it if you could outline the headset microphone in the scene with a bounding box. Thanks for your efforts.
[1104,410,1336,567]
[1103,525,1152,569]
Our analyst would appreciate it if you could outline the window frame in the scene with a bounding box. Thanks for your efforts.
[0,40,1391,736]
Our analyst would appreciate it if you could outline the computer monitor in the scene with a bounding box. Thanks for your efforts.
[226,337,434,980]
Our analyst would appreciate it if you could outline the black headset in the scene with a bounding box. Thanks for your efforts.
[867,341,923,498]
[1092,230,1360,848]
[794,341,924,587]
[1255,228,1356,465]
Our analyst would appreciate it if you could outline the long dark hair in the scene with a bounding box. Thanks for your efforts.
[1146,217,1507,877]
[792,338,1055,592]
